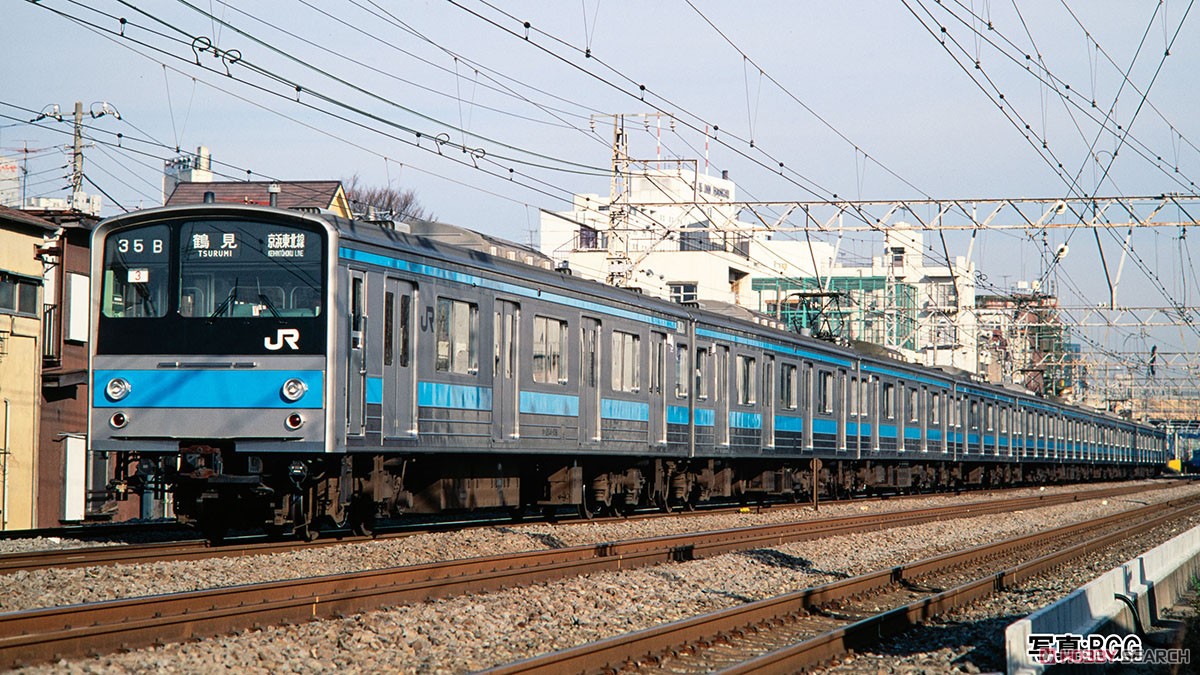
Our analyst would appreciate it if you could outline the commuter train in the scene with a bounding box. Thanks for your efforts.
[90,203,1168,539]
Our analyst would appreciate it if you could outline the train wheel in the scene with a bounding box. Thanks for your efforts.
[508,505,527,523]
[295,522,320,542]
[200,517,228,545]
[349,497,377,537]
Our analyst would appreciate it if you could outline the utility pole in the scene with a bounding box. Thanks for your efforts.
[71,101,83,200]
[604,114,631,287]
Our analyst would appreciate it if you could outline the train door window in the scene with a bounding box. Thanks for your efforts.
[882,383,895,419]
[611,331,641,392]
[818,371,833,413]
[920,387,929,451]
[781,363,798,410]
[968,401,979,429]
[383,290,394,366]
[859,379,868,417]
[908,388,919,423]
[650,335,665,395]
[848,377,858,417]
[736,355,757,405]
[802,364,813,411]
[696,347,710,399]
[435,298,478,374]
[931,392,941,425]
[582,322,598,388]
[398,294,411,367]
[533,316,568,384]
[675,345,689,398]
[351,276,365,348]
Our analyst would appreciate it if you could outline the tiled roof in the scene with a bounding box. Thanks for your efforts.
[0,205,57,232]
[166,181,344,210]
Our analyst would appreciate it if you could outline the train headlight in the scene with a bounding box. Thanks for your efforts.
[105,377,132,401]
[280,378,307,402]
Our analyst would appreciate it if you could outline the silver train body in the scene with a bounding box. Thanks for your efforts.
[89,204,1168,536]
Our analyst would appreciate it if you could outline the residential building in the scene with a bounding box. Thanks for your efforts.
[166,180,353,218]
[539,168,979,373]
[0,206,52,530]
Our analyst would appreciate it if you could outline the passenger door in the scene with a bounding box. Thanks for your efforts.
[382,278,416,440]
[650,332,667,446]
[493,299,520,442]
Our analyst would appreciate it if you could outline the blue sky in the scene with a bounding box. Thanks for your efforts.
[5,1,1200,369]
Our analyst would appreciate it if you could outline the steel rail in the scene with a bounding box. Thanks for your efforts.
[0,482,1173,575]
[480,497,1200,674]
[0,483,1174,668]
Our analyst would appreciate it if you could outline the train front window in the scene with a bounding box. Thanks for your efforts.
[101,224,170,318]
[179,220,323,318]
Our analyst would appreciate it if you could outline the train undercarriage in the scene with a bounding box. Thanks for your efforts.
[109,446,1162,541]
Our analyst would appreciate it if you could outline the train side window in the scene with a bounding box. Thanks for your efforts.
[696,347,709,399]
[533,316,568,384]
[736,355,757,405]
[882,383,895,419]
[675,345,689,398]
[435,298,478,374]
[781,363,797,410]
[611,331,641,392]
[818,372,834,414]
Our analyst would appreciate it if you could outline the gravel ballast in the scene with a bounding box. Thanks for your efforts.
[9,480,1200,674]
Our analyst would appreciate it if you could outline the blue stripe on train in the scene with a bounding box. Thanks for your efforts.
[776,415,803,433]
[93,369,324,409]
[520,391,579,416]
[366,377,383,405]
[601,398,650,422]
[730,411,762,430]
[342,247,677,330]
[418,382,493,410]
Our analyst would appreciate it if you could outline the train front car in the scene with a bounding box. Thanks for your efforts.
[90,205,332,540]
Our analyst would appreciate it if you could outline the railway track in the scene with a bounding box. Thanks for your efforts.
[0,482,1174,575]
[0,482,1180,668]
[481,495,1200,674]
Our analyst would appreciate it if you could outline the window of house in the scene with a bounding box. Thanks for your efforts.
[0,273,39,316]
[533,316,568,384]
[435,298,477,374]
[669,283,698,304]
[736,355,757,405]
[611,331,640,392]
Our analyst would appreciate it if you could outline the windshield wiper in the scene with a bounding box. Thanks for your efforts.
[258,292,283,321]
[209,278,239,320]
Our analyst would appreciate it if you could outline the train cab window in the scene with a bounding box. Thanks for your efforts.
[882,383,895,419]
[533,316,568,384]
[781,363,798,410]
[675,345,689,398]
[931,392,941,425]
[611,331,641,392]
[736,355,757,405]
[102,224,171,318]
[435,298,478,374]
[818,371,833,413]
[695,348,710,399]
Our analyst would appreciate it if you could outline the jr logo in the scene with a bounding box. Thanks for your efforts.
[265,328,300,351]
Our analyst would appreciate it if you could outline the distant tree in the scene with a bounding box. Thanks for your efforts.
[342,174,431,223]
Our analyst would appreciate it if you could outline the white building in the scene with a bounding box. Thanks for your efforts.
[539,167,979,374]
[163,146,213,204]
